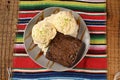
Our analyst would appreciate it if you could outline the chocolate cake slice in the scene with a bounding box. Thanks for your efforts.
[46,32,84,67]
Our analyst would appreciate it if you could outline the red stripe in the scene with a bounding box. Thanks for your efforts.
[19,13,106,20]
[14,44,26,53]
[14,48,26,53]
[13,57,106,69]
[17,24,106,32]
[88,26,106,31]
[88,49,106,54]
[13,57,42,68]
[80,14,106,20]
[17,24,26,30]
[19,13,38,18]
[75,57,107,69]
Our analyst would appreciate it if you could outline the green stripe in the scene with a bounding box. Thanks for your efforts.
[15,35,106,44]
[15,40,106,44]
[90,34,106,44]
[20,1,106,12]
[16,34,24,42]
[16,33,23,38]
[90,34,105,39]
[90,40,106,44]
[16,38,23,43]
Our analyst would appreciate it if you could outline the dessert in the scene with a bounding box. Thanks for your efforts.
[46,32,83,67]
[32,11,79,53]
[32,21,57,50]
[31,10,82,67]
[53,11,78,37]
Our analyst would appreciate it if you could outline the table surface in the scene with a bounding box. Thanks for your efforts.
[107,0,120,80]
[0,0,120,80]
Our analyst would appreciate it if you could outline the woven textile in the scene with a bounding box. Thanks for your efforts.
[12,0,107,80]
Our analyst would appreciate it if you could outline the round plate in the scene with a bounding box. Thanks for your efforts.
[24,7,90,71]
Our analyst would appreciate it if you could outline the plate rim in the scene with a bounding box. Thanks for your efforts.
[23,7,90,71]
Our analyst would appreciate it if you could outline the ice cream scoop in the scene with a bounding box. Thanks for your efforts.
[32,20,57,50]
[52,11,78,37]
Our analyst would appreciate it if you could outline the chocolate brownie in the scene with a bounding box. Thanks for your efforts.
[46,32,84,67]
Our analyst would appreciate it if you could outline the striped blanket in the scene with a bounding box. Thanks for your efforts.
[12,0,107,80]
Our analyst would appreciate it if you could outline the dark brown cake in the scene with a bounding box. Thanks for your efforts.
[46,32,83,67]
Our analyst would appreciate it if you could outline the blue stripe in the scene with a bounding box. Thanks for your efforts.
[18,20,106,25]
[12,72,107,79]
[18,18,106,22]
[19,18,31,22]
[84,20,106,25]
[12,77,106,80]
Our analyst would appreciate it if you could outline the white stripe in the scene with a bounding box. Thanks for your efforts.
[12,68,107,73]
[17,23,28,25]
[90,45,106,47]
[14,44,106,49]
[84,19,106,21]
[19,17,32,19]
[90,45,106,50]
[19,11,106,15]
[13,54,28,56]
[87,25,106,27]
[14,44,25,48]
[12,69,51,73]
[89,31,106,34]
[17,30,25,32]
[75,0,106,2]
[14,44,106,47]
[19,10,41,13]
[72,69,107,73]
[17,30,106,34]
[13,53,107,58]
[76,12,106,15]
[86,54,107,57]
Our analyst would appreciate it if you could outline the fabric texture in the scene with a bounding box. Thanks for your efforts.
[12,0,106,80]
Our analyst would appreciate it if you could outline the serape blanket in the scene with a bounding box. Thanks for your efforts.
[12,0,107,80]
